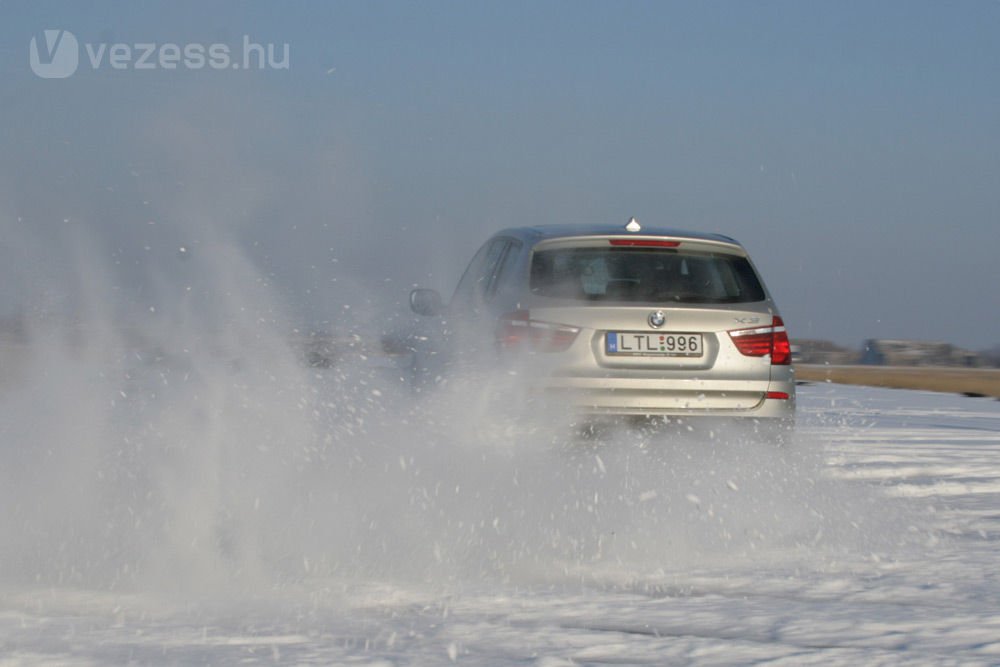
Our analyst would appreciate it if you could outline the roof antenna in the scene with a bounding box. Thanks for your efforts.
[625,217,641,232]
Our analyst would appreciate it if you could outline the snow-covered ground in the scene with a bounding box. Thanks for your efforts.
[2,382,1000,665]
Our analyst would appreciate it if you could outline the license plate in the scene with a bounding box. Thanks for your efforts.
[605,332,703,357]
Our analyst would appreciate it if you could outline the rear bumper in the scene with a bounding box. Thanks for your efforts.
[534,376,796,419]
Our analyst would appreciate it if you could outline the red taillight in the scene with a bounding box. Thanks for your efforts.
[766,391,790,400]
[608,239,681,248]
[497,310,580,353]
[728,316,791,365]
[770,316,791,365]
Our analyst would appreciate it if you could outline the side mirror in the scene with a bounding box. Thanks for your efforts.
[410,288,444,317]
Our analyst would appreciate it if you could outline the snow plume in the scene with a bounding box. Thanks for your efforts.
[0,212,304,593]
[0,99,913,601]
[305,383,910,588]
[0,234,908,597]
[0,94,328,593]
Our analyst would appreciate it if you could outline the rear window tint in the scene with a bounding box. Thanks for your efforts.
[529,247,766,304]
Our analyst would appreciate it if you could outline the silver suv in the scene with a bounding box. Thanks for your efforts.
[408,220,794,425]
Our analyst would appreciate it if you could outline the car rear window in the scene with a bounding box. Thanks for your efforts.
[529,247,766,303]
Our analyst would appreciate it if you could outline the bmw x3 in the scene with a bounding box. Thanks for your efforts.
[407,219,795,429]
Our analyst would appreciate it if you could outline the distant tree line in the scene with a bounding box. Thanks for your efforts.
[794,338,999,368]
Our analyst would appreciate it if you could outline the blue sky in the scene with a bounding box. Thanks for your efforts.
[1,1,998,348]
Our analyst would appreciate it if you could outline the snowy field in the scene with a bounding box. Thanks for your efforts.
[2,380,1000,666]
